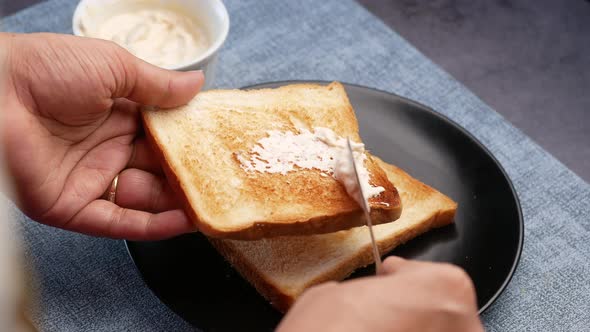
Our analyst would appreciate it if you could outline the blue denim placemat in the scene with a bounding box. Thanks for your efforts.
[3,0,590,331]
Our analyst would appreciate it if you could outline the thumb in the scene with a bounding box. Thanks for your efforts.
[111,47,205,108]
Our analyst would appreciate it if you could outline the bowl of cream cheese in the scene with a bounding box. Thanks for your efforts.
[73,0,229,87]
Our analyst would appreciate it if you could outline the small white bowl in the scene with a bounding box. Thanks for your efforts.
[72,0,230,88]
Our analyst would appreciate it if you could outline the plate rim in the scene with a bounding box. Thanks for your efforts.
[125,80,524,319]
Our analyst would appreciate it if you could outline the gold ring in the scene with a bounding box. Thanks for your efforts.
[105,174,119,203]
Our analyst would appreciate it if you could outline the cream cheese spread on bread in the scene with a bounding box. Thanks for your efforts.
[333,145,375,210]
[236,127,385,203]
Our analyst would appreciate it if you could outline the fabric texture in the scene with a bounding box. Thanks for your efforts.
[2,0,589,331]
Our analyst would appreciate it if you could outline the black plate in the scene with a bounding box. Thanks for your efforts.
[126,81,523,331]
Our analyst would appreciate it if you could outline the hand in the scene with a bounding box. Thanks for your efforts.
[277,257,484,332]
[0,33,204,240]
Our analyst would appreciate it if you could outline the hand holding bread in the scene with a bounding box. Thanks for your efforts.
[0,33,203,240]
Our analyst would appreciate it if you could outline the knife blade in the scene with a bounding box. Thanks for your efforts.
[346,138,383,275]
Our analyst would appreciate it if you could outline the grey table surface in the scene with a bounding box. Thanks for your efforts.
[2,0,588,183]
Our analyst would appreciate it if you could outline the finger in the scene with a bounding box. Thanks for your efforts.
[115,168,179,212]
[111,97,141,113]
[63,199,194,240]
[382,257,455,277]
[381,256,408,274]
[127,137,163,174]
[110,45,205,108]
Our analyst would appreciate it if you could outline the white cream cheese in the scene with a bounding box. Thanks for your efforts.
[79,7,209,68]
[236,127,385,205]
[333,145,374,210]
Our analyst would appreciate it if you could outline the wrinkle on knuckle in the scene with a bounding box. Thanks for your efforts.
[108,205,126,238]
[143,213,155,239]
[159,74,174,106]
[149,178,163,211]
[127,143,138,168]
[435,299,471,320]
[102,41,135,98]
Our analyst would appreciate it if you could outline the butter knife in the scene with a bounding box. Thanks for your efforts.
[346,139,383,275]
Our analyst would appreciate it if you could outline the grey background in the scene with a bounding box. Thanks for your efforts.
[357,0,590,182]
[1,0,589,182]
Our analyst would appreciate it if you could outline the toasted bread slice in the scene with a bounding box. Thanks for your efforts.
[142,82,401,240]
[210,157,457,312]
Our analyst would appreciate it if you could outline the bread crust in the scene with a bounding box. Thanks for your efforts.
[142,114,207,232]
